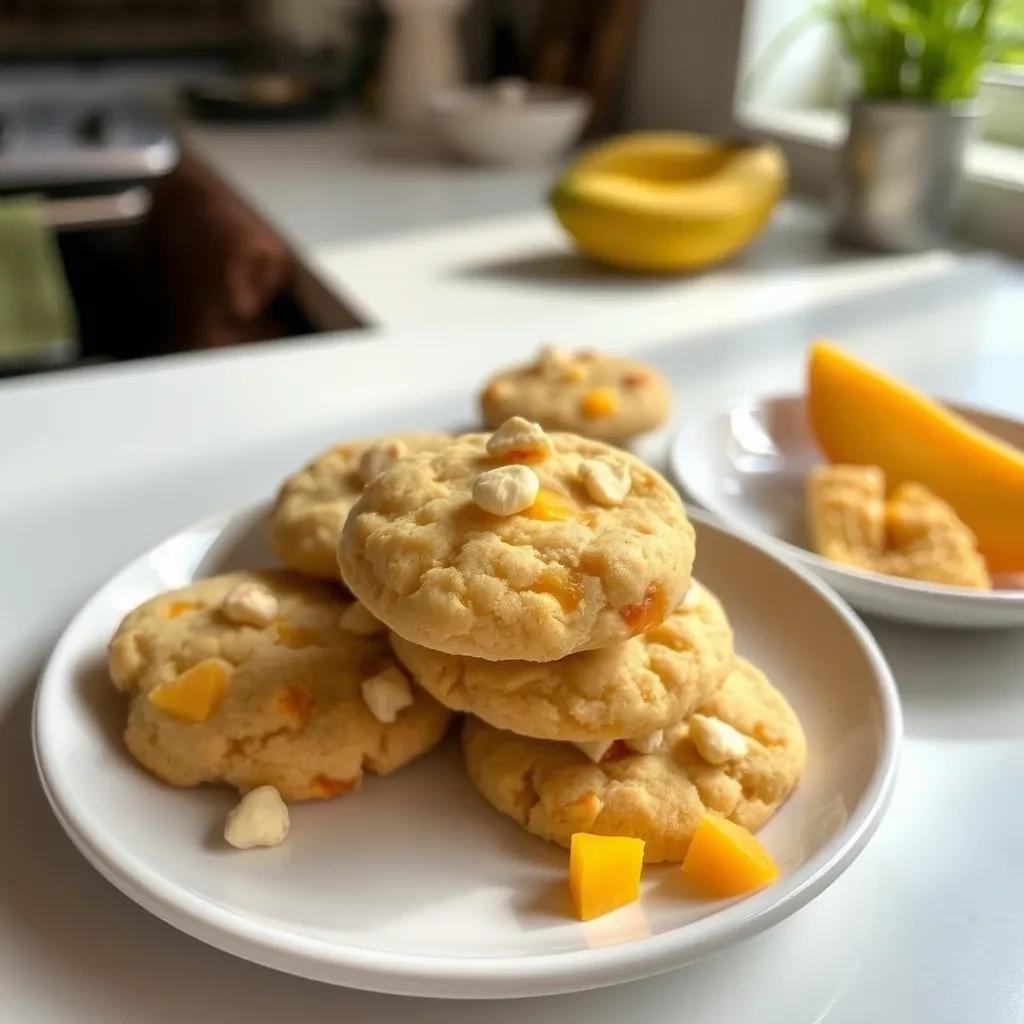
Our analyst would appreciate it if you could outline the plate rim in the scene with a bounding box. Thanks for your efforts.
[32,501,902,999]
[671,393,1024,608]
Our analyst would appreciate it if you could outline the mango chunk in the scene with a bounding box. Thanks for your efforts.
[620,583,667,635]
[161,600,203,620]
[274,621,319,649]
[580,387,618,419]
[148,659,230,723]
[808,341,1024,572]
[569,832,645,921]
[522,488,578,522]
[681,814,778,898]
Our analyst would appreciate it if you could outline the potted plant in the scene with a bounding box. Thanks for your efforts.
[827,0,1019,251]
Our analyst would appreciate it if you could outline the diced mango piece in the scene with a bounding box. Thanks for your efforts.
[311,774,356,799]
[161,600,203,620]
[681,814,778,897]
[620,583,666,635]
[808,340,1024,572]
[522,488,578,522]
[580,387,618,418]
[274,621,319,649]
[534,567,583,611]
[569,832,645,921]
[277,685,311,724]
[148,659,230,723]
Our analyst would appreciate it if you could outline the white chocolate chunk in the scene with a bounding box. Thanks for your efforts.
[222,582,279,628]
[361,665,414,724]
[690,714,749,764]
[578,458,631,506]
[486,416,553,460]
[625,729,663,754]
[681,580,707,611]
[358,439,407,485]
[338,601,386,636]
[472,464,539,516]
[538,344,572,376]
[574,739,614,762]
[224,785,290,849]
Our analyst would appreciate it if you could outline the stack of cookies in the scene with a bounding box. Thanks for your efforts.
[338,416,807,863]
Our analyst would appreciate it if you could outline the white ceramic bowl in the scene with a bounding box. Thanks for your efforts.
[33,502,899,998]
[671,394,1024,628]
[430,81,590,165]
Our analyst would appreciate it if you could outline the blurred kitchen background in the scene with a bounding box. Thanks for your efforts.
[0,0,1021,376]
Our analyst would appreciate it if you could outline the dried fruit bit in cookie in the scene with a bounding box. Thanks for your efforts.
[473,464,540,516]
[222,581,278,628]
[224,785,290,850]
[338,601,386,636]
[487,416,554,463]
[689,715,748,764]
[580,387,618,419]
[312,774,357,799]
[522,488,577,522]
[578,458,631,506]
[358,440,407,485]
[569,833,646,921]
[361,665,414,723]
[535,568,583,612]
[148,659,230,723]
[161,600,203,620]
[622,371,648,388]
[274,621,320,649]
[620,584,667,635]
[681,814,778,898]
[277,685,311,724]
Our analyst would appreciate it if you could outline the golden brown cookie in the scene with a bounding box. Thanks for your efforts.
[391,581,732,741]
[462,657,806,862]
[108,570,452,800]
[480,345,672,444]
[270,433,447,580]
[338,426,695,662]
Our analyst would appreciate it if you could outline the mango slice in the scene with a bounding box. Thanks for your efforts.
[808,341,1024,572]
[161,600,203,620]
[681,814,778,898]
[148,659,230,723]
[570,832,646,921]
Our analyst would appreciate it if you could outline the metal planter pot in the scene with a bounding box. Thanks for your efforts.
[833,99,981,252]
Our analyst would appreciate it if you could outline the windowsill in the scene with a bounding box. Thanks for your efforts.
[737,104,1024,255]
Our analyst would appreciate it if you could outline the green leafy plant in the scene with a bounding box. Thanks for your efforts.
[826,0,1021,100]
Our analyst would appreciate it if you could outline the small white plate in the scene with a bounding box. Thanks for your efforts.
[33,502,900,999]
[671,394,1024,628]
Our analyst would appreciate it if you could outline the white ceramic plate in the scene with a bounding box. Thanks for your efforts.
[33,502,900,999]
[671,394,1024,629]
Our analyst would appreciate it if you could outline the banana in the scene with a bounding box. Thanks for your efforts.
[550,132,787,272]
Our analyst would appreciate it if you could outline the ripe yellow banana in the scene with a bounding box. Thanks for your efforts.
[550,132,787,272]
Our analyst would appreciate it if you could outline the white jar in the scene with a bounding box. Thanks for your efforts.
[380,0,467,127]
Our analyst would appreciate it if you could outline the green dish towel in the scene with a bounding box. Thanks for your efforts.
[0,195,77,369]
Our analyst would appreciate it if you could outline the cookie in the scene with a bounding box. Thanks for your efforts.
[108,570,452,800]
[480,345,672,444]
[338,426,695,662]
[270,433,447,580]
[462,657,806,862]
[391,581,732,741]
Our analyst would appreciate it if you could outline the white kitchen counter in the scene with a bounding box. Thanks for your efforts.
[3,115,1024,1022]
